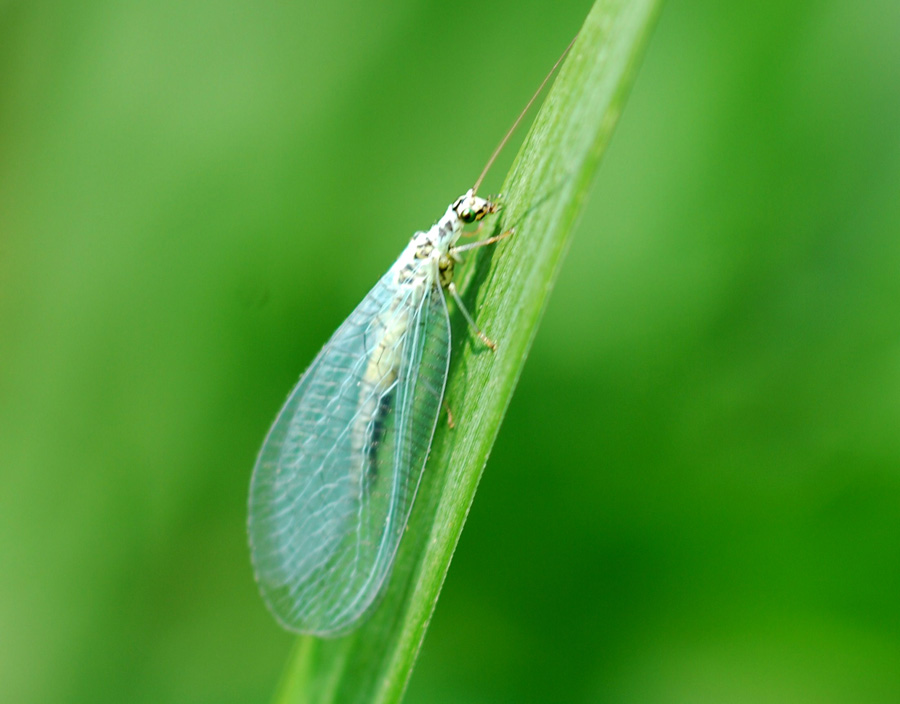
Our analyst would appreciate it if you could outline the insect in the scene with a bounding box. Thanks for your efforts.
[248,40,574,636]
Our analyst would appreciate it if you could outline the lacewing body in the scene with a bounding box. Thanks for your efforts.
[248,38,574,635]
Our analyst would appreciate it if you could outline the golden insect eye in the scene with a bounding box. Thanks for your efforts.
[460,208,477,224]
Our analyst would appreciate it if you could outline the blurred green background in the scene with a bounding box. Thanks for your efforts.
[2,0,899,702]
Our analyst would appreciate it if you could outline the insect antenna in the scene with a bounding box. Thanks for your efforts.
[472,33,579,195]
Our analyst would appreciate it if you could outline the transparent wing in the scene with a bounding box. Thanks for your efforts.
[248,269,451,635]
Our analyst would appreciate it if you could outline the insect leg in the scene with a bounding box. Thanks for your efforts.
[452,228,514,254]
[446,281,497,351]
[442,400,456,429]
[460,223,484,239]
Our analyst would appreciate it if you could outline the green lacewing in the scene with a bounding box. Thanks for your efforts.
[248,37,574,636]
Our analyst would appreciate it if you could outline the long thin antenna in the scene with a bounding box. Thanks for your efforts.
[472,33,578,195]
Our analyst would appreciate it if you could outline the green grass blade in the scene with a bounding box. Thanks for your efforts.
[272,1,662,702]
